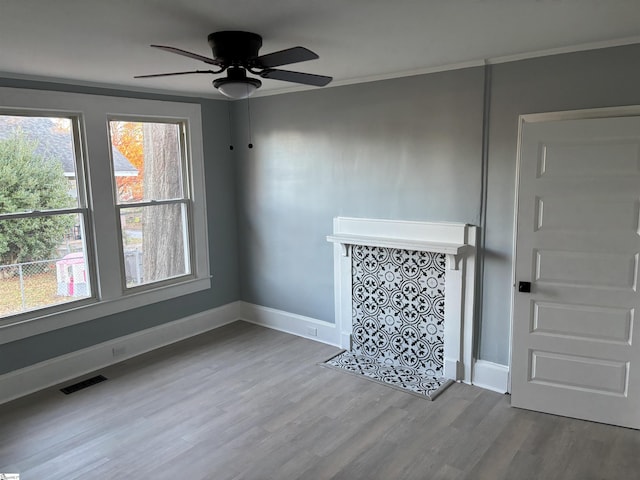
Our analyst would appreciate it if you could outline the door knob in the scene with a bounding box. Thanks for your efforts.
[518,281,531,293]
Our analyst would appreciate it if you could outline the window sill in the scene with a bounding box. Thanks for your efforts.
[0,276,212,345]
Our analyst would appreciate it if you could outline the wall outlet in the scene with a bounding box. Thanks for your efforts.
[306,326,318,337]
[112,346,127,358]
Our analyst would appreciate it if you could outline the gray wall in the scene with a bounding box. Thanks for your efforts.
[235,43,640,366]
[482,44,640,364]
[0,79,240,375]
[234,69,486,321]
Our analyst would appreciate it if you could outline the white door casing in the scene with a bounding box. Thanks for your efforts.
[511,111,640,429]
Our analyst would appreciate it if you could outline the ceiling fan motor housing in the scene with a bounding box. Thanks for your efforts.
[213,67,261,88]
[207,31,263,66]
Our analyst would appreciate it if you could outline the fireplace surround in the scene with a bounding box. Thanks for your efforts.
[327,217,477,382]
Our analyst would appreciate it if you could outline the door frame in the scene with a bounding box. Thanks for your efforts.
[509,105,640,393]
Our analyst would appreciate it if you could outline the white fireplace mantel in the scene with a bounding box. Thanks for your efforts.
[326,233,468,270]
[327,217,477,383]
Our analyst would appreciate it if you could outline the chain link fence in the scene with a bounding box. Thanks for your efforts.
[0,256,89,317]
[124,248,144,287]
[1,248,145,318]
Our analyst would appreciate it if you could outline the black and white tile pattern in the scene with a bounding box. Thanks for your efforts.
[325,350,453,400]
[351,245,446,376]
[324,245,452,400]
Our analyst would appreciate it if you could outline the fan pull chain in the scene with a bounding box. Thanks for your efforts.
[246,86,254,149]
[227,101,234,151]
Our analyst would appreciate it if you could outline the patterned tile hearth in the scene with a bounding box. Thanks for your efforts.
[323,245,454,400]
[323,350,453,400]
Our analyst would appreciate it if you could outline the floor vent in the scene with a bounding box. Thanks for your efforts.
[60,375,108,395]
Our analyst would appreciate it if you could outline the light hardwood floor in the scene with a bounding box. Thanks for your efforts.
[1,321,639,479]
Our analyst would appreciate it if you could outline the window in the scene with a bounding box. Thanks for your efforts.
[0,114,93,317]
[0,87,210,343]
[108,120,191,288]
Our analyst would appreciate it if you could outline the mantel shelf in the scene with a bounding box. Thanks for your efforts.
[327,233,469,270]
[326,233,466,254]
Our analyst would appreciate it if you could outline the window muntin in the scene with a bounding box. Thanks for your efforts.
[0,114,92,318]
[108,120,192,289]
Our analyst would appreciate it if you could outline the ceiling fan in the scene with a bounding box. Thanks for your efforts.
[135,31,332,99]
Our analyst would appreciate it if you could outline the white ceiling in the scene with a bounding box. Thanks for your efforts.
[2,0,640,99]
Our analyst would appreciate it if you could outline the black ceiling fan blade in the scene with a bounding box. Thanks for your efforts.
[150,45,223,66]
[260,69,332,87]
[253,46,319,68]
[134,70,218,79]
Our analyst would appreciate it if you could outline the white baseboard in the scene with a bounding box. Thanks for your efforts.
[444,358,463,381]
[0,301,243,405]
[472,360,510,394]
[240,302,340,347]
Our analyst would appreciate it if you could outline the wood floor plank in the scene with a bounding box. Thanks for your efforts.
[1,320,639,479]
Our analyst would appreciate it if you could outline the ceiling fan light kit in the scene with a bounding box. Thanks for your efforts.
[213,67,262,99]
[136,31,332,100]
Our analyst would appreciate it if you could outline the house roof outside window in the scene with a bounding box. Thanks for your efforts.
[0,115,137,177]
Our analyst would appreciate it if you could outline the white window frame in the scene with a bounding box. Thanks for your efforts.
[0,87,211,344]
[0,111,96,313]
[107,117,194,291]
[0,111,95,314]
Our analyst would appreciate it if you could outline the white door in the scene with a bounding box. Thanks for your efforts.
[511,113,640,429]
